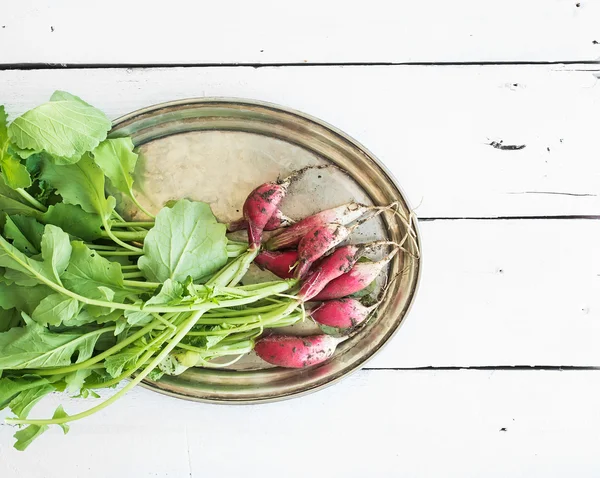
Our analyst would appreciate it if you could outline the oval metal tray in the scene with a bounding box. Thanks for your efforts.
[110,98,421,403]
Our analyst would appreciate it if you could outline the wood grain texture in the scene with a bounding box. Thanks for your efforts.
[369,219,600,368]
[2,370,600,477]
[1,65,599,217]
[1,0,599,64]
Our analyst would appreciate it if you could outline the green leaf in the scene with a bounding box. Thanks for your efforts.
[124,279,183,326]
[31,294,79,326]
[0,307,21,332]
[158,353,191,376]
[186,331,226,350]
[0,234,55,287]
[104,346,144,378]
[52,405,70,434]
[64,369,92,396]
[1,156,31,189]
[139,200,227,282]
[0,106,31,189]
[0,224,71,288]
[61,308,98,327]
[14,424,49,451]
[7,91,111,162]
[114,317,128,336]
[62,241,127,303]
[85,286,116,318]
[0,194,42,218]
[146,367,164,381]
[0,376,50,409]
[40,224,72,285]
[93,138,138,200]
[0,175,43,219]
[9,383,55,418]
[4,215,44,255]
[0,282,54,315]
[41,203,103,241]
[0,315,104,369]
[40,153,115,219]
[123,306,153,327]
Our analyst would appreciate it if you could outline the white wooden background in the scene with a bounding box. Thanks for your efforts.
[1,2,600,476]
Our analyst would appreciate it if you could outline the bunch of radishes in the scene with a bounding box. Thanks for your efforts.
[231,166,416,369]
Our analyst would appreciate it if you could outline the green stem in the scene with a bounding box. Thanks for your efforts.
[111,221,155,228]
[237,281,287,291]
[101,217,144,253]
[195,353,245,368]
[96,250,144,257]
[16,188,47,212]
[100,230,148,241]
[0,239,296,314]
[129,192,156,220]
[120,264,140,271]
[110,210,147,233]
[111,210,127,222]
[202,340,255,356]
[88,324,177,389]
[122,280,160,289]
[7,309,207,426]
[202,301,294,318]
[122,271,145,279]
[85,243,122,251]
[28,321,160,376]
[227,248,259,286]
[226,242,248,258]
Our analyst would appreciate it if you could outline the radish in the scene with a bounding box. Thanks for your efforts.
[298,244,364,301]
[312,249,398,301]
[227,209,295,233]
[254,250,298,279]
[295,223,353,278]
[243,179,290,249]
[265,202,371,251]
[310,298,378,336]
[242,165,331,248]
[254,334,342,368]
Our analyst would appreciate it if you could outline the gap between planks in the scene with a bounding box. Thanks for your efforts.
[1,60,600,71]
[419,215,600,221]
[364,366,600,371]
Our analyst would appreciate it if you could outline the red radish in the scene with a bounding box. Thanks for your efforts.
[295,223,353,278]
[310,298,378,336]
[313,249,398,301]
[254,250,298,279]
[242,165,331,248]
[254,334,342,368]
[243,179,290,249]
[266,202,370,251]
[227,210,295,233]
[298,244,364,301]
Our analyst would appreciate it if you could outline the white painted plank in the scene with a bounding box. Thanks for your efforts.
[1,370,600,477]
[2,1,599,64]
[1,65,599,217]
[369,219,600,368]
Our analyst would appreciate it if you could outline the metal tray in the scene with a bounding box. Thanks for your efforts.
[110,98,421,403]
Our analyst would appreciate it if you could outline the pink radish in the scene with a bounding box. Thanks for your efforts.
[298,244,364,301]
[310,298,378,336]
[227,209,295,233]
[266,202,370,251]
[254,334,342,368]
[243,179,290,249]
[242,165,331,248]
[313,249,397,301]
[254,250,298,279]
[295,223,353,278]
